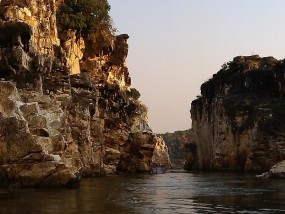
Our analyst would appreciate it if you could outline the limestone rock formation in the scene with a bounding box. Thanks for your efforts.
[189,55,285,172]
[257,160,285,179]
[161,129,194,169]
[267,160,285,178]
[151,136,171,169]
[0,0,170,187]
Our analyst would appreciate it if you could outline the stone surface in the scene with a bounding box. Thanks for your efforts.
[61,30,85,75]
[190,55,285,172]
[0,81,79,187]
[0,0,60,56]
[0,0,170,187]
[257,160,285,179]
[269,160,285,178]
[161,129,194,169]
[152,136,172,168]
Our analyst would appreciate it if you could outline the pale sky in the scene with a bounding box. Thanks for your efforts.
[108,0,285,133]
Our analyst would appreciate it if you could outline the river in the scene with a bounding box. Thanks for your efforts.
[0,171,284,213]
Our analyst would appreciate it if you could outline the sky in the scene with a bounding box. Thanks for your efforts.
[108,0,285,133]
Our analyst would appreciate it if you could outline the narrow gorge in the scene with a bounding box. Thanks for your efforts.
[0,0,170,188]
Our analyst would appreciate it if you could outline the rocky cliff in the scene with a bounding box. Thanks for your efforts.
[0,0,170,188]
[161,129,194,169]
[189,55,285,172]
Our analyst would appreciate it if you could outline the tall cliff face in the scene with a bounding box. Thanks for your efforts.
[0,0,170,187]
[190,55,285,172]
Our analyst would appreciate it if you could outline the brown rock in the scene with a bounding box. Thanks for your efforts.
[190,56,285,172]
[0,0,171,187]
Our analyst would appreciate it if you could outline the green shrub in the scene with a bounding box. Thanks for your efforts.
[130,88,141,100]
[57,0,114,37]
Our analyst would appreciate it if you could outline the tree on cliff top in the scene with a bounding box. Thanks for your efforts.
[129,88,141,100]
[57,0,114,38]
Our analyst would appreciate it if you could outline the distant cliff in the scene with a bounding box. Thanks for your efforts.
[161,129,194,169]
[189,55,285,172]
[0,0,170,188]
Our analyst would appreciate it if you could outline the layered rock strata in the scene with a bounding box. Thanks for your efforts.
[0,0,170,187]
[190,55,285,172]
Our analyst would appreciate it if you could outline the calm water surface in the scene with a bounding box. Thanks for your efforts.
[0,171,284,213]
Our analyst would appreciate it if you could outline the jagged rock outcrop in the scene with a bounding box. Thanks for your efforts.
[257,160,285,179]
[190,55,285,172]
[0,0,170,187]
[0,81,79,187]
[161,129,194,169]
[151,136,171,169]
[0,0,60,55]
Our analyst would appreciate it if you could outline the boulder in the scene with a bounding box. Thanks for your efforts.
[257,160,285,179]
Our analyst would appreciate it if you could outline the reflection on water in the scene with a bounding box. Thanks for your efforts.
[0,171,284,213]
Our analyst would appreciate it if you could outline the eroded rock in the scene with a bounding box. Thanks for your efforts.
[190,55,285,172]
[257,160,285,179]
[0,0,170,187]
[161,129,194,169]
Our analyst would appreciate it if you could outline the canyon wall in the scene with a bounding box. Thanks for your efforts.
[0,0,170,187]
[189,55,285,172]
[161,129,194,169]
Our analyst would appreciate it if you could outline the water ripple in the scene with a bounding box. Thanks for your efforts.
[0,172,284,213]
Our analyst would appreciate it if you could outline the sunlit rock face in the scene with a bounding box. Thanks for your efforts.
[0,0,60,56]
[77,33,171,174]
[0,81,79,188]
[61,30,85,75]
[190,55,285,172]
[0,0,170,187]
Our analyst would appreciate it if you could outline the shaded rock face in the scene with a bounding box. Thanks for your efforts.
[118,134,171,172]
[161,129,194,169]
[0,0,170,187]
[190,55,285,172]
